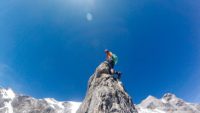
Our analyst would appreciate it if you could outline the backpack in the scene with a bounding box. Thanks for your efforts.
[112,54,118,65]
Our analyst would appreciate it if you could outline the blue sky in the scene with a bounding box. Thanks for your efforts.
[0,0,200,103]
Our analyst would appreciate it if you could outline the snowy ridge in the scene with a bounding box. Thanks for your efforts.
[137,93,200,113]
[68,101,81,113]
[137,106,165,113]
[0,88,81,113]
[44,98,65,110]
[0,88,15,100]
[0,88,15,113]
[0,88,199,113]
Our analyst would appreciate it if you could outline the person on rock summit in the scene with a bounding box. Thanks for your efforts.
[104,49,122,79]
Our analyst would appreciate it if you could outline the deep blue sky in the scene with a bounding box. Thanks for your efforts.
[0,0,200,104]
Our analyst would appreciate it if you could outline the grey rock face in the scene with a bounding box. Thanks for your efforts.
[76,61,138,113]
[12,96,71,113]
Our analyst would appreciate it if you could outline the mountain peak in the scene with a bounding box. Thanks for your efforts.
[139,95,163,109]
[162,93,179,102]
[76,61,138,113]
[146,95,158,100]
[0,88,15,100]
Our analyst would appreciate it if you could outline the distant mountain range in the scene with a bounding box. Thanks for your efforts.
[0,61,199,113]
[1,88,199,113]
[137,93,200,113]
[0,88,80,113]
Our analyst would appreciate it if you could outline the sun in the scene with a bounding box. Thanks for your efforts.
[86,12,93,21]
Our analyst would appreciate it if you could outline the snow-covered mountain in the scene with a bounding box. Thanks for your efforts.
[137,93,200,113]
[0,61,199,113]
[1,87,199,113]
[0,87,81,113]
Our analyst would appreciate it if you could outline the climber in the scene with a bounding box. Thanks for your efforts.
[104,49,122,79]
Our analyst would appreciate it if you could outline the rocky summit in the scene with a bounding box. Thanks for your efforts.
[76,61,138,113]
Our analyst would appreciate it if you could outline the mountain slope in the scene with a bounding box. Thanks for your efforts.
[0,88,200,113]
[0,61,200,113]
[137,93,200,113]
[0,87,81,113]
[76,61,138,113]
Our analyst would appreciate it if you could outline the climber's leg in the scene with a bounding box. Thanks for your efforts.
[107,58,115,68]
[110,68,115,75]
[110,69,122,80]
[115,71,122,80]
